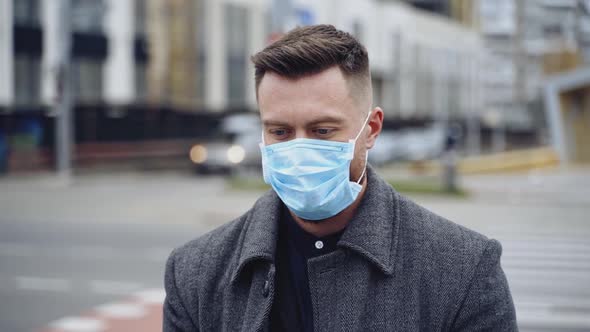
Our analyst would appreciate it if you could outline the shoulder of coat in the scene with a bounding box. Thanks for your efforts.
[396,194,490,260]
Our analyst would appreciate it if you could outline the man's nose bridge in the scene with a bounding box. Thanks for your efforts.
[295,127,309,139]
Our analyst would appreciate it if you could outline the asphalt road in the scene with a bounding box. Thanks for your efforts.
[0,173,243,332]
[423,168,590,332]
[0,167,588,331]
[0,219,201,332]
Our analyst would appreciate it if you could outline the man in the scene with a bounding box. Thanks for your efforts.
[163,25,517,331]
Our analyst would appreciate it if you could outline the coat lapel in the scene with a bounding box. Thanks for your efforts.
[307,166,401,331]
[337,165,400,276]
[230,166,401,331]
[230,190,281,332]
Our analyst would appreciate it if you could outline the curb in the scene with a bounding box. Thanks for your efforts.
[403,147,560,175]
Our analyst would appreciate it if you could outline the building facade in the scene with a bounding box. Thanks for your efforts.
[468,0,590,130]
[0,0,488,172]
[1,0,486,115]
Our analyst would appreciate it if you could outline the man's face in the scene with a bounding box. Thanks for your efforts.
[258,66,381,182]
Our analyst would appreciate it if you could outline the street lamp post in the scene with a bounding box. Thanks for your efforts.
[54,0,73,179]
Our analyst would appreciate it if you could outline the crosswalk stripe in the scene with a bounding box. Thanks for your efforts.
[48,317,106,332]
[16,276,71,292]
[503,259,590,270]
[491,230,590,331]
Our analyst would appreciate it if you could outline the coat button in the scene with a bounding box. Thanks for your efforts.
[262,266,274,298]
[262,279,270,297]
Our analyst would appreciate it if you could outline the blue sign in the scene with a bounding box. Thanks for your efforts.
[296,8,315,26]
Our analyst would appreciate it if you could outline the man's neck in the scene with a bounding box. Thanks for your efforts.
[289,177,368,238]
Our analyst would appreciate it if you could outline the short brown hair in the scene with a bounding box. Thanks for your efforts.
[251,24,371,105]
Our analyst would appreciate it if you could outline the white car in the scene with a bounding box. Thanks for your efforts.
[189,113,262,174]
[368,125,445,165]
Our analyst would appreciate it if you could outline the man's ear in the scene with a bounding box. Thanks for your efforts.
[366,107,384,149]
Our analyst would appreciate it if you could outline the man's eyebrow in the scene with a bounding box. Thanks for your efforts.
[262,116,345,127]
[262,120,291,127]
[306,116,345,126]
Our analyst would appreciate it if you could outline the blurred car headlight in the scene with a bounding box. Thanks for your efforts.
[227,145,245,164]
[190,145,207,164]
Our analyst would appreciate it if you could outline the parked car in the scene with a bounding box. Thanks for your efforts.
[190,113,261,175]
[368,124,445,165]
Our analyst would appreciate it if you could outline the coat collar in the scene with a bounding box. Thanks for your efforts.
[231,166,400,283]
[231,189,281,284]
[337,166,399,275]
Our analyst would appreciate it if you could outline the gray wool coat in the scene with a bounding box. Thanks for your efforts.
[163,167,518,331]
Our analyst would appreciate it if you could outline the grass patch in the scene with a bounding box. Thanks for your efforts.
[227,176,270,191]
[228,176,468,198]
[387,178,468,197]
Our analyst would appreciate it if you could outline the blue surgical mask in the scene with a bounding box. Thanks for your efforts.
[259,112,371,221]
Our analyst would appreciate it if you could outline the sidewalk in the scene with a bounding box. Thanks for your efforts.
[0,171,260,227]
[3,166,588,233]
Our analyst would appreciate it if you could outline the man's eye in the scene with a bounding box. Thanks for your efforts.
[314,128,333,135]
[270,129,288,137]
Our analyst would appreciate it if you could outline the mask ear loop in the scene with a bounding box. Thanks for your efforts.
[356,152,369,184]
[260,131,266,145]
[354,110,372,184]
[351,110,373,143]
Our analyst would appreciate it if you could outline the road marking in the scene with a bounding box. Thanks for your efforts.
[90,280,143,295]
[95,303,146,319]
[497,234,590,243]
[9,275,154,296]
[504,269,590,283]
[63,246,117,260]
[517,309,590,330]
[516,299,590,312]
[502,242,590,253]
[42,288,165,332]
[0,242,173,262]
[135,288,166,304]
[503,251,590,261]
[16,276,71,292]
[144,247,172,262]
[48,317,106,332]
[503,259,590,271]
[516,295,590,307]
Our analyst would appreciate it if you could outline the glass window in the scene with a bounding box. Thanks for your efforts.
[352,21,364,43]
[448,52,460,115]
[135,62,147,102]
[71,0,105,33]
[225,4,248,108]
[414,44,424,115]
[72,59,103,103]
[135,0,147,36]
[372,76,383,109]
[195,0,206,105]
[14,56,41,106]
[13,0,40,26]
